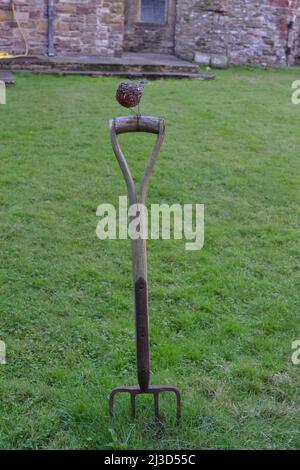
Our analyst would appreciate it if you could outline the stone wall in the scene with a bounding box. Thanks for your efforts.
[0,0,124,57]
[175,0,300,67]
[1,1,300,66]
[55,0,124,56]
[0,0,47,55]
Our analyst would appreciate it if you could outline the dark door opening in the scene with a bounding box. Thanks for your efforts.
[124,0,177,55]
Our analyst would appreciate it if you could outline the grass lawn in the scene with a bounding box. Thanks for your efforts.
[0,68,299,450]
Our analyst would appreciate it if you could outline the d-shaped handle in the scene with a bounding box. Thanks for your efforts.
[109,116,165,205]
[111,115,163,135]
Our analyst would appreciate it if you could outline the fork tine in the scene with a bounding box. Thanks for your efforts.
[109,391,115,417]
[109,385,181,420]
[154,392,160,419]
[130,392,136,418]
[174,389,182,421]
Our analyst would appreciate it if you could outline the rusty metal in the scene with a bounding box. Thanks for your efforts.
[109,385,181,420]
[108,115,182,420]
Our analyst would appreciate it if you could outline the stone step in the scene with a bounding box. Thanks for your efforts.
[0,57,199,75]
[0,52,206,77]
[0,53,216,80]
[0,71,15,86]
[8,69,215,80]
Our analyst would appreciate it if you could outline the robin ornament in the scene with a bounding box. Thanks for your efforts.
[116,80,148,115]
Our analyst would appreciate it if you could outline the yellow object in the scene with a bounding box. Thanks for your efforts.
[0,1,29,59]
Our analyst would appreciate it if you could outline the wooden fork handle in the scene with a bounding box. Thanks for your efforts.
[109,115,166,392]
[110,116,163,135]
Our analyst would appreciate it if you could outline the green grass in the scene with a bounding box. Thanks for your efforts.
[0,68,299,450]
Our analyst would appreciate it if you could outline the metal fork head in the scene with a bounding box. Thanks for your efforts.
[109,385,181,421]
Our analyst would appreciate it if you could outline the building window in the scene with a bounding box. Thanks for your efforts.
[140,0,166,24]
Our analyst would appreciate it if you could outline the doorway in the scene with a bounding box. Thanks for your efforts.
[124,0,177,55]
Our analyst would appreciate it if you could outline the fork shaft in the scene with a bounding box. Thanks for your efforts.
[134,275,150,391]
[132,234,150,391]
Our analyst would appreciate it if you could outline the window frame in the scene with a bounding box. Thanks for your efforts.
[138,0,168,26]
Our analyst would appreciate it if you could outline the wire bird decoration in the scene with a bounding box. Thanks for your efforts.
[116,80,149,116]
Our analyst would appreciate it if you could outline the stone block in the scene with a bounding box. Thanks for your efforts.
[194,51,211,65]
[210,54,229,69]
[56,3,77,14]
[0,11,12,22]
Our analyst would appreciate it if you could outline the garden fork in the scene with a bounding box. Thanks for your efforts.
[109,115,181,420]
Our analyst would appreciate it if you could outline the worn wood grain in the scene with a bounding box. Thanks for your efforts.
[110,115,162,135]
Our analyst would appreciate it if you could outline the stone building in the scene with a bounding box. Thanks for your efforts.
[1,0,300,67]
